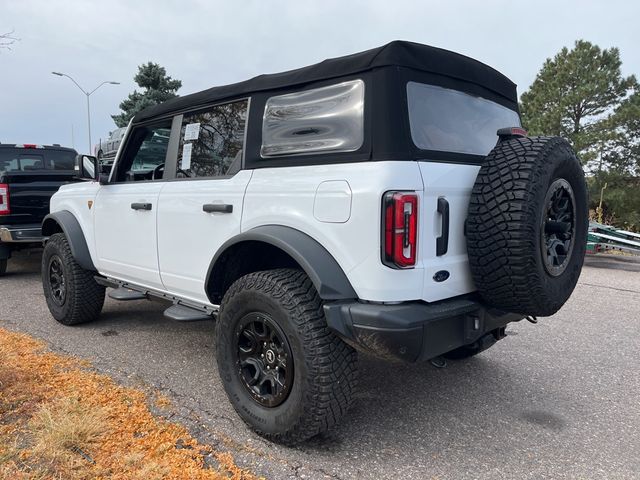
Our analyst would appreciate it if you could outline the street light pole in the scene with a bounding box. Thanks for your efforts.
[51,72,119,154]
[86,92,91,153]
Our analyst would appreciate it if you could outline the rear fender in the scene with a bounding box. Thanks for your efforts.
[206,225,357,303]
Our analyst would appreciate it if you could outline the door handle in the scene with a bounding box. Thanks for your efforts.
[436,197,449,256]
[203,203,233,213]
[131,202,152,211]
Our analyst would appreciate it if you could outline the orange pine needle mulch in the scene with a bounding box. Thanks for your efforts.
[0,327,262,480]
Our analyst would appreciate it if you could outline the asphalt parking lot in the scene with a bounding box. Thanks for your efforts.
[1,251,639,479]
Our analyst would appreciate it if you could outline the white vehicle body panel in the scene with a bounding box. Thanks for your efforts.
[418,162,479,301]
[49,181,101,264]
[242,161,476,302]
[156,170,253,304]
[93,182,166,290]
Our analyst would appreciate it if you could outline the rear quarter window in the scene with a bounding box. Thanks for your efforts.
[261,79,365,157]
[407,82,521,156]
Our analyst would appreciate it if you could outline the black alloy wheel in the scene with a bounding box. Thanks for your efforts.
[48,255,67,306]
[235,312,294,408]
[541,178,576,277]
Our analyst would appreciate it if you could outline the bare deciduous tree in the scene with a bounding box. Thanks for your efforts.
[1,29,19,51]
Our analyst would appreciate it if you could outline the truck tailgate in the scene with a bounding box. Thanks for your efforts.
[0,172,75,226]
[418,161,480,302]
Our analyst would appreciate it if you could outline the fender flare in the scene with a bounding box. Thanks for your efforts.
[42,211,96,271]
[206,225,357,301]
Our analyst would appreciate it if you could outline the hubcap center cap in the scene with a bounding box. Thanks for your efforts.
[265,349,276,364]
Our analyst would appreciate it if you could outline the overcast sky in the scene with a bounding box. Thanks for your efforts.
[2,0,638,153]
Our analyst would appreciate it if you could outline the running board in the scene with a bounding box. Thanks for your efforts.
[95,275,219,320]
[164,304,212,322]
[108,287,147,301]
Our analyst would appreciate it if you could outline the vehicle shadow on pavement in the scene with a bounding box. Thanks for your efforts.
[299,344,568,455]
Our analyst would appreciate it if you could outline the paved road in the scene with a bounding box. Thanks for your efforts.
[1,251,639,479]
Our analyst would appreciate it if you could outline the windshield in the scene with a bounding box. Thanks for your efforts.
[0,148,76,175]
[407,82,521,156]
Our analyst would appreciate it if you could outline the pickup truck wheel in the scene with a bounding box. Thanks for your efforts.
[467,136,588,316]
[216,268,358,444]
[0,259,7,276]
[42,233,105,325]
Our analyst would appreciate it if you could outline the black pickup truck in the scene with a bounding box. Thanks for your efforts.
[0,144,78,275]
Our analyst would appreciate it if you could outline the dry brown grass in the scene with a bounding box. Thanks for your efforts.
[0,327,263,480]
[30,397,106,460]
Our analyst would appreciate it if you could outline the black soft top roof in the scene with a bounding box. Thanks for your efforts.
[133,40,517,123]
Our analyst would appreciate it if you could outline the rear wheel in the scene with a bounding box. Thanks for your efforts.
[42,233,105,325]
[0,258,7,276]
[215,268,358,444]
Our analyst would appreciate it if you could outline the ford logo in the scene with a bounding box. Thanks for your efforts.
[433,270,450,282]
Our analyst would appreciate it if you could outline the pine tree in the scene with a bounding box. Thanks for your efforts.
[112,62,182,127]
[520,40,636,167]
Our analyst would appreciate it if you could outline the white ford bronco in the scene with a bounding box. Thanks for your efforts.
[41,41,588,444]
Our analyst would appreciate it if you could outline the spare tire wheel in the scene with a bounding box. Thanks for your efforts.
[466,136,588,317]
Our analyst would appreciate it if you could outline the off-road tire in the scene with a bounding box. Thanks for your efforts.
[467,136,588,316]
[0,258,7,276]
[42,233,105,325]
[216,268,358,444]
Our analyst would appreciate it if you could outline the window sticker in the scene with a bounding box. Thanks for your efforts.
[181,143,192,170]
[184,122,201,141]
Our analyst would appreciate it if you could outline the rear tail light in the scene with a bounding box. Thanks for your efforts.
[382,191,418,268]
[0,184,10,215]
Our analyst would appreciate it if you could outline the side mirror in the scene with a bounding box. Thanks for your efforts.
[75,154,98,181]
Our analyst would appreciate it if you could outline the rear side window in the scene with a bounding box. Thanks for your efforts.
[176,99,248,178]
[261,79,365,157]
[407,82,521,156]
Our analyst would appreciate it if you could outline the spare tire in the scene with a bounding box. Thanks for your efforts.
[466,136,588,316]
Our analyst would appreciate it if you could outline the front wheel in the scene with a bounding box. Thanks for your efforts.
[216,269,358,444]
[0,258,7,276]
[42,233,105,325]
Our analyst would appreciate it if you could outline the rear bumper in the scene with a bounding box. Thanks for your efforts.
[0,224,45,243]
[324,297,523,362]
